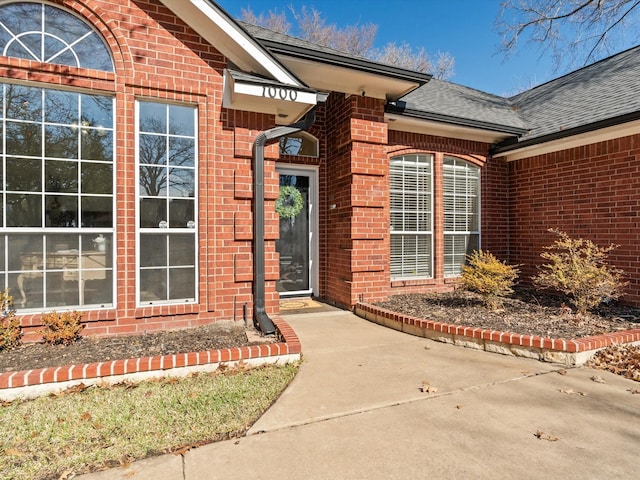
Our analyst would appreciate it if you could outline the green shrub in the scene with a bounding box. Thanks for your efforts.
[0,288,21,351]
[40,310,84,345]
[533,229,627,315]
[460,250,520,310]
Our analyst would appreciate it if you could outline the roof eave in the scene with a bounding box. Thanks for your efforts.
[159,0,306,87]
[492,110,640,157]
[385,103,529,137]
[261,41,432,85]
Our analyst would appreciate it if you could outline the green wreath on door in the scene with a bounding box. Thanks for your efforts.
[275,185,304,218]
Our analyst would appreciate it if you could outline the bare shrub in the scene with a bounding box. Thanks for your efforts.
[460,250,520,310]
[533,229,627,315]
[40,311,84,346]
[0,288,21,351]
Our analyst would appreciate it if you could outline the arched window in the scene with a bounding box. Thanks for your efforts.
[279,131,319,157]
[390,154,433,279]
[0,2,114,71]
[443,156,480,276]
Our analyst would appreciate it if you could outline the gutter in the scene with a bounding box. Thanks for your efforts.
[385,102,529,136]
[491,110,640,155]
[252,98,326,335]
[261,41,433,85]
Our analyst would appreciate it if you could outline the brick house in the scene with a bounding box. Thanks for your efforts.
[1,0,638,338]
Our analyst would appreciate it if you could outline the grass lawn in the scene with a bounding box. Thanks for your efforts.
[1,362,298,480]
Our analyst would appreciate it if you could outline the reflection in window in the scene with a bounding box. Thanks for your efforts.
[0,2,114,71]
[444,156,480,277]
[137,101,197,304]
[279,131,318,157]
[1,83,115,309]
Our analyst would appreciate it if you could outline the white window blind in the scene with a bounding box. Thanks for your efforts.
[390,154,433,279]
[443,156,480,277]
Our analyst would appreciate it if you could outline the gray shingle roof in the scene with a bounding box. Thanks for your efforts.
[392,79,528,134]
[508,44,640,141]
[238,21,640,144]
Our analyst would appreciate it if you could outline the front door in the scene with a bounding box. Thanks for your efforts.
[275,166,317,296]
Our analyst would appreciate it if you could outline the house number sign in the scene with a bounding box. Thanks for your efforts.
[262,86,298,101]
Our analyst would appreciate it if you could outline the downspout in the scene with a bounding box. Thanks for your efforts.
[252,106,321,335]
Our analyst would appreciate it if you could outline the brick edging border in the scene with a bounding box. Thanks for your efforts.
[0,317,301,400]
[355,303,640,366]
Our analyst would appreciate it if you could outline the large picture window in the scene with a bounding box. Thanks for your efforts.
[1,83,114,309]
[444,156,480,276]
[390,154,433,279]
[137,101,197,304]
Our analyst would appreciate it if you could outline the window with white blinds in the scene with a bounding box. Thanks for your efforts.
[390,154,433,279]
[443,156,480,277]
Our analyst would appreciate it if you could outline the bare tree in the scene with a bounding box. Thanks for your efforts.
[497,0,640,72]
[240,7,290,34]
[240,6,454,78]
[371,43,456,80]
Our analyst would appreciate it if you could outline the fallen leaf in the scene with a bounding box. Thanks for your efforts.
[119,454,134,467]
[58,468,75,480]
[173,444,198,456]
[590,375,606,384]
[534,430,559,442]
[557,370,568,376]
[80,411,92,421]
[64,382,88,394]
[5,447,24,457]
[455,405,463,409]
[559,388,588,396]
[628,388,640,394]
[421,380,438,393]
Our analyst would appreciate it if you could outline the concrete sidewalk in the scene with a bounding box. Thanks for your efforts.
[79,309,640,480]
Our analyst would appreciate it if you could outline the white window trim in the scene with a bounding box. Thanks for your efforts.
[390,154,434,281]
[134,99,199,306]
[443,157,481,278]
[0,83,116,310]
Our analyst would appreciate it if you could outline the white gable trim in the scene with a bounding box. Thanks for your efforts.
[159,0,302,86]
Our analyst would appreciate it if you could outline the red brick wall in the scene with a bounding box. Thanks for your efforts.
[3,0,278,338]
[322,94,389,307]
[508,134,640,305]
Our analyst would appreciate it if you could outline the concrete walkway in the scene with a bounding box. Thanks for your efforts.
[79,308,640,479]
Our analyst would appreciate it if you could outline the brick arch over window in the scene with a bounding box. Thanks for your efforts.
[0,1,114,71]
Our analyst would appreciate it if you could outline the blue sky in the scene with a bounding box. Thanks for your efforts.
[217,0,558,97]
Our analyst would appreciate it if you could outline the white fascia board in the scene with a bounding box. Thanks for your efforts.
[160,0,301,86]
[494,120,640,161]
[385,113,514,144]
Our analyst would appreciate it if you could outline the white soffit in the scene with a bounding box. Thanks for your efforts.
[276,55,421,100]
[223,70,317,123]
[494,120,640,161]
[159,0,301,86]
[385,113,516,144]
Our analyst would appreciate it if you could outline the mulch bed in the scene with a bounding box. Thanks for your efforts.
[373,288,640,340]
[0,321,266,374]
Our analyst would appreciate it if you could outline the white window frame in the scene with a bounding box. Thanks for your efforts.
[443,156,481,277]
[390,154,433,280]
[1,82,116,310]
[135,100,198,306]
